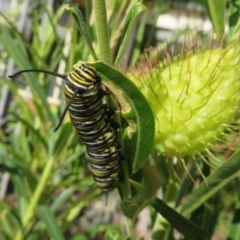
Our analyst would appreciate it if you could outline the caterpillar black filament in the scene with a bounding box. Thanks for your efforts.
[9,61,122,192]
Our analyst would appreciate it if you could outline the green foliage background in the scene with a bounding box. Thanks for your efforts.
[0,0,240,239]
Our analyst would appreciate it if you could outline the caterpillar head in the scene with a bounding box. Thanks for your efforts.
[73,61,100,84]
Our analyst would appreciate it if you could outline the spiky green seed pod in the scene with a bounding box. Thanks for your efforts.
[129,42,240,157]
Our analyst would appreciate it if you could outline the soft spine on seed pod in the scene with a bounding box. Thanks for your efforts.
[128,37,240,159]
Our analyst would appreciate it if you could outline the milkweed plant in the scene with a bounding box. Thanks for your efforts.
[130,38,240,161]
[1,0,240,240]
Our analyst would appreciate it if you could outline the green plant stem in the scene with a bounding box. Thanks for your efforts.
[118,159,131,200]
[15,155,55,240]
[92,0,112,65]
[126,217,135,239]
[92,1,133,202]
[152,159,184,240]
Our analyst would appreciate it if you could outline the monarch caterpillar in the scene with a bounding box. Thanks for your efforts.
[9,61,123,192]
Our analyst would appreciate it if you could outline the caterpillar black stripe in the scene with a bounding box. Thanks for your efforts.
[9,61,122,192]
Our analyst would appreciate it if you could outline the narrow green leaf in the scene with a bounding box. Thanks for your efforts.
[0,13,30,60]
[181,150,240,217]
[228,0,240,41]
[104,226,128,240]
[66,187,100,222]
[0,142,37,192]
[36,205,65,240]
[128,179,144,192]
[53,122,75,156]
[62,0,98,60]
[10,112,48,150]
[50,187,75,213]
[86,224,123,237]
[18,118,31,163]
[0,12,47,69]
[42,5,63,47]
[129,11,148,67]
[71,234,87,240]
[10,174,28,222]
[54,150,84,177]
[32,10,41,58]
[91,61,155,173]
[227,192,240,239]
[114,3,146,66]
[0,154,38,191]
[0,25,56,126]
[151,198,210,240]
[202,0,226,43]
[0,204,17,240]
[108,1,128,34]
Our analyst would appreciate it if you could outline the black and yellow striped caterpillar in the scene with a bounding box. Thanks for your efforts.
[9,61,122,192]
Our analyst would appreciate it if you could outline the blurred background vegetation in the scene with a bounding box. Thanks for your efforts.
[0,0,240,239]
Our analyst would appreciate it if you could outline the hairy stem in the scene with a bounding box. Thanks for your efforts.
[93,0,112,65]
